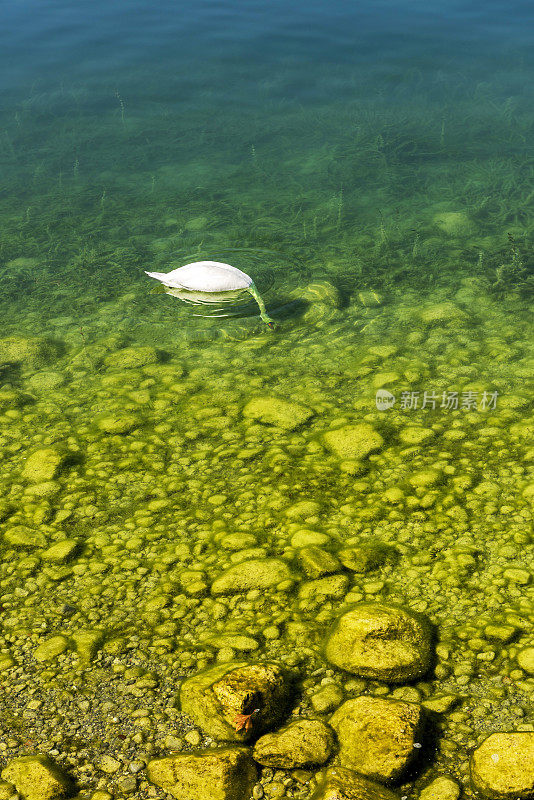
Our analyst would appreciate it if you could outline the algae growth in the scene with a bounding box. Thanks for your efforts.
[0,3,533,799]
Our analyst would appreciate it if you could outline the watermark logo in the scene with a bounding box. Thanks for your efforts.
[375,389,499,411]
[375,389,396,411]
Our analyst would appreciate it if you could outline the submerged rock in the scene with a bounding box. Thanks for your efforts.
[291,529,331,548]
[179,661,292,741]
[329,696,424,782]
[322,424,384,461]
[1,755,75,800]
[211,558,293,595]
[433,210,474,236]
[311,684,344,714]
[337,542,396,573]
[0,388,32,412]
[41,540,79,563]
[243,396,313,430]
[103,345,159,370]
[3,525,47,548]
[33,636,70,663]
[419,777,461,800]
[398,426,435,446]
[71,629,105,663]
[297,546,342,578]
[311,766,399,800]
[290,280,342,324]
[22,448,70,483]
[0,336,63,369]
[294,280,342,307]
[147,747,257,800]
[470,732,534,798]
[26,371,65,391]
[418,302,467,326]
[253,719,335,768]
[95,412,140,434]
[325,602,432,682]
[298,574,349,603]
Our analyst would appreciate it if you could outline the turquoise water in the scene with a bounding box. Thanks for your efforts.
[0,2,533,798]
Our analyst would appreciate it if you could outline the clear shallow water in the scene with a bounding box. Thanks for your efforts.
[0,1,533,798]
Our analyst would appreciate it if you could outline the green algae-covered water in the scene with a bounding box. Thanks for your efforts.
[0,1,533,798]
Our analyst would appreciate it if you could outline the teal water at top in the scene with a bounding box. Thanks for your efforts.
[3,0,534,91]
[0,0,533,331]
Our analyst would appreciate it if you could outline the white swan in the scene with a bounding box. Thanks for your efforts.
[146,261,274,327]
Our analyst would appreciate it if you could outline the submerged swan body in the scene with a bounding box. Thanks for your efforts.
[145,261,274,327]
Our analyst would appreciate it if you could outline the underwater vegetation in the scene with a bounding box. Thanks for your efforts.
[490,234,534,299]
[0,30,533,800]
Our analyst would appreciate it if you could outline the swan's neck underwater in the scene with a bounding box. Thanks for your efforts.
[247,281,275,328]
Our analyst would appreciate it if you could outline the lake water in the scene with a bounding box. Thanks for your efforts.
[0,1,533,797]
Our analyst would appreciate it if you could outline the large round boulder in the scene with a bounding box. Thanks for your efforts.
[147,747,257,800]
[252,719,335,768]
[311,766,400,800]
[470,732,534,798]
[179,661,292,741]
[329,697,424,783]
[325,602,432,682]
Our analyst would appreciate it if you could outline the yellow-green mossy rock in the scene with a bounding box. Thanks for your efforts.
[22,448,68,483]
[206,634,259,652]
[291,530,331,547]
[95,413,139,434]
[298,574,349,602]
[311,766,400,800]
[409,469,441,488]
[372,372,400,389]
[3,525,47,548]
[418,302,466,326]
[242,396,313,430]
[337,543,395,573]
[103,346,159,370]
[470,732,534,798]
[41,540,79,563]
[0,780,16,799]
[0,388,32,412]
[325,602,432,682]
[0,653,15,670]
[419,776,461,800]
[26,371,65,392]
[147,747,257,800]
[1,755,75,800]
[398,426,435,445]
[311,683,344,714]
[252,719,335,768]
[285,500,321,520]
[329,697,424,782]
[0,336,63,369]
[179,661,292,741]
[298,547,342,578]
[517,647,534,674]
[34,635,70,663]
[211,558,293,595]
[323,424,383,461]
[71,629,105,663]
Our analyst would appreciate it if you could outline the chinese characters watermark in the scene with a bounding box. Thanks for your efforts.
[376,389,498,412]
